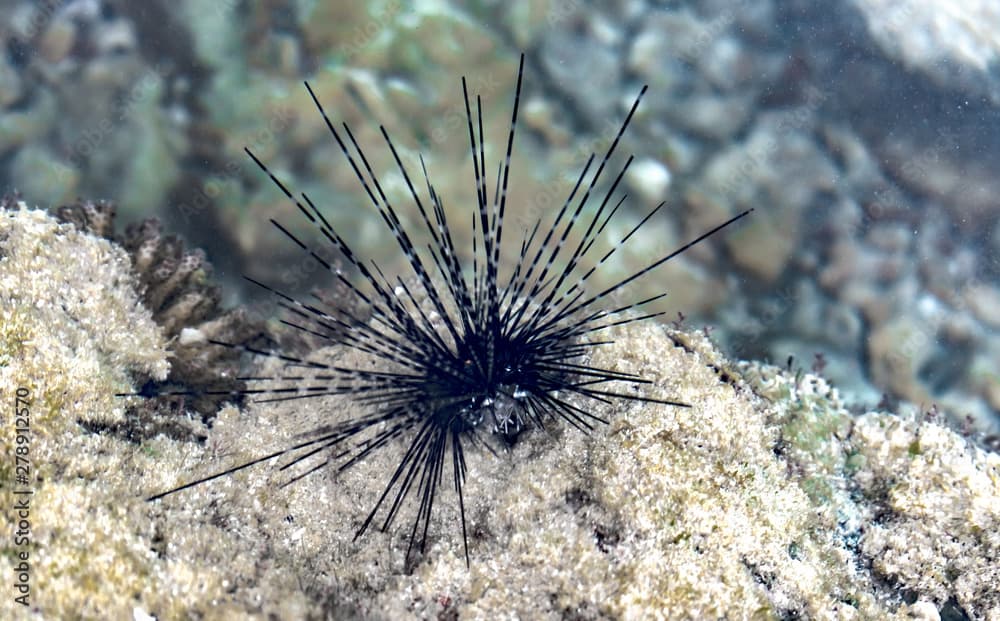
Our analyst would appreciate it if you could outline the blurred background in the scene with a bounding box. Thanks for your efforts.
[1,0,998,440]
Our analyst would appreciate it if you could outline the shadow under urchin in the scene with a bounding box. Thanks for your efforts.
[137,53,752,566]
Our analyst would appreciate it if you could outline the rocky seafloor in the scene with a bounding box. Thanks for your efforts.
[1,205,998,619]
[2,0,1000,619]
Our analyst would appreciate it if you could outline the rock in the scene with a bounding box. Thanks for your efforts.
[625,157,672,206]
[851,0,1000,103]
[965,283,1000,329]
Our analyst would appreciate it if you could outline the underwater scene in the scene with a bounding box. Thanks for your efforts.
[1,1,998,619]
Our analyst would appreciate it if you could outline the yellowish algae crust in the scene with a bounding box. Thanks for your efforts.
[0,205,214,620]
[140,326,999,619]
[742,359,1000,621]
[3,206,999,619]
[853,414,1000,618]
[363,326,882,620]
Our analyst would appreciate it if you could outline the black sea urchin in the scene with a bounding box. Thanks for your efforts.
[143,54,752,565]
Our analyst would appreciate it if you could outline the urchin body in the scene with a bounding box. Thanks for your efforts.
[142,53,751,565]
[402,288,587,442]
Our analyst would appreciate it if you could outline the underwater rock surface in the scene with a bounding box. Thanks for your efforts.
[2,206,998,619]
[852,0,1000,104]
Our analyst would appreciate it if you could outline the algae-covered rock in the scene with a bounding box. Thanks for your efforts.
[0,203,169,435]
[0,205,221,619]
[743,359,1000,620]
[853,413,1000,619]
[3,205,999,619]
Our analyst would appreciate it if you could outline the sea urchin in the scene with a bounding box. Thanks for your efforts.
[142,53,752,566]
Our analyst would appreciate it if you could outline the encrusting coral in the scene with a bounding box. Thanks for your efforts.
[743,358,1000,620]
[0,204,284,619]
[0,202,172,618]
[0,200,170,435]
[2,205,998,619]
[853,414,1000,618]
[54,198,264,422]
